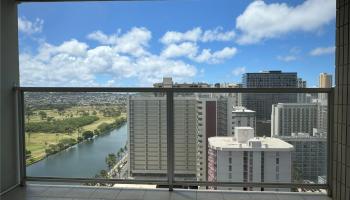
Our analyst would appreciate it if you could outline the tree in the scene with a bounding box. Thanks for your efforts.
[82,130,94,140]
[100,170,108,178]
[38,111,47,120]
[57,107,65,116]
[77,136,83,142]
[93,129,100,136]
[47,116,54,122]
[57,142,65,150]
[105,153,117,170]
[25,107,34,123]
[65,127,74,135]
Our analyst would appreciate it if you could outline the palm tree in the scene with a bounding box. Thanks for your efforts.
[105,153,117,170]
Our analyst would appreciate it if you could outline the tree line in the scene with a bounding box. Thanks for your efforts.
[43,117,126,158]
[25,116,99,133]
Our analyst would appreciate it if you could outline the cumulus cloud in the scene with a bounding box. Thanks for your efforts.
[161,42,198,58]
[310,46,335,56]
[160,27,235,44]
[20,27,198,86]
[193,47,237,64]
[87,27,151,57]
[18,17,44,34]
[277,55,297,62]
[236,0,336,44]
[160,42,237,63]
[232,66,246,76]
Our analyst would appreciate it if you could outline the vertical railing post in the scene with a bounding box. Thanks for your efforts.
[327,89,334,197]
[16,89,26,186]
[166,90,174,191]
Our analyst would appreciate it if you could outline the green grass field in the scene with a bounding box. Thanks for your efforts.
[25,105,126,165]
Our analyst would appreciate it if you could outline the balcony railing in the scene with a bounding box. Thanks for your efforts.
[14,86,333,194]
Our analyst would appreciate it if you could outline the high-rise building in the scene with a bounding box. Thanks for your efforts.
[242,71,298,121]
[271,103,318,137]
[208,127,293,191]
[297,78,307,88]
[229,107,256,136]
[318,73,332,102]
[276,133,327,183]
[319,73,332,88]
[196,98,218,182]
[196,96,236,182]
[128,96,197,180]
[297,78,312,103]
[316,101,328,135]
[316,73,332,134]
[215,83,243,105]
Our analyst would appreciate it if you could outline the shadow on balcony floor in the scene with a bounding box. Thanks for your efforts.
[2,184,331,200]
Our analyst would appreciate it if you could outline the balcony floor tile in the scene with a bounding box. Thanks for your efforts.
[1,185,332,200]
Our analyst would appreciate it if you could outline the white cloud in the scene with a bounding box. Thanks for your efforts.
[232,66,246,76]
[201,27,236,42]
[161,42,198,58]
[193,47,237,64]
[20,27,197,86]
[277,55,297,62]
[87,27,151,57]
[236,0,336,44]
[160,42,237,64]
[135,55,197,84]
[18,17,44,34]
[160,27,235,44]
[310,46,335,56]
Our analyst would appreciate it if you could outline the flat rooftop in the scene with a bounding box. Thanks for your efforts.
[232,107,255,113]
[209,136,294,152]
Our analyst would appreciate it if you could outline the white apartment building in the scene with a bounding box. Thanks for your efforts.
[229,107,256,136]
[208,127,294,191]
[276,133,327,183]
[128,96,196,180]
[271,103,318,137]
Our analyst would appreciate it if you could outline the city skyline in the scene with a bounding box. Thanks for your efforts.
[18,0,335,87]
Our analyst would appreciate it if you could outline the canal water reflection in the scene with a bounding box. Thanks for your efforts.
[27,124,127,178]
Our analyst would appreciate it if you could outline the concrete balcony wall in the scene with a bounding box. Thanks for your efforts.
[334,0,350,199]
[0,0,20,194]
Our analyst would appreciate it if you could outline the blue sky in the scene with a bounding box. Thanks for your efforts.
[18,0,336,87]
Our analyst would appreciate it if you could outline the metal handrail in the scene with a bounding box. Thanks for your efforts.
[16,86,333,93]
[16,86,334,192]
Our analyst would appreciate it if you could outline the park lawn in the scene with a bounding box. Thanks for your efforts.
[26,132,80,164]
[28,106,97,123]
[82,116,116,131]
[25,105,126,165]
